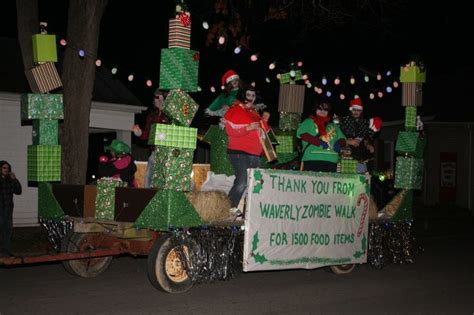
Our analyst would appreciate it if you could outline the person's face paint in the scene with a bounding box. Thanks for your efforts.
[244,90,256,107]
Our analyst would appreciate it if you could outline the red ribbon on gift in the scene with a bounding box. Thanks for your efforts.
[178,12,191,27]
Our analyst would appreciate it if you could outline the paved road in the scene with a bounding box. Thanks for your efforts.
[1,235,473,315]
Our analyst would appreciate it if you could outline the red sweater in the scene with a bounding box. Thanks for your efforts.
[224,103,263,156]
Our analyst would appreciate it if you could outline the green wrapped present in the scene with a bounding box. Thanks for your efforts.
[405,107,417,131]
[95,177,127,220]
[275,133,297,154]
[394,157,423,190]
[159,48,199,92]
[202,125,234,176]
[152,146,194,191]
[148,123,197,149]
[21,93,63,120]
[27,145,61,182]
[395,131,422,155]
[32,34,58,63]
[134,190,202,230]
[399,65,426,83]
[162,89,199,126]
[33,119,58,145]
[338,158,358,174]
[278,112,301,131]
[279,70,303,84]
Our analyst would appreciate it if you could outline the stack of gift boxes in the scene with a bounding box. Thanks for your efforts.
[22,25,63,184]
[394,64,426,190]
[275,69,305,164]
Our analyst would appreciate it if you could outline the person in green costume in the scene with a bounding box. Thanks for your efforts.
[297,101,346,172]
[205,70,241,117]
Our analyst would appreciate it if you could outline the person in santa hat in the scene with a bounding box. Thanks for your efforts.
[339,97,382,173]
[205,70,241,117]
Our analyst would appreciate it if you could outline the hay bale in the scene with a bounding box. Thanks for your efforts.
[185,191,231,223]
[369,195,379,222]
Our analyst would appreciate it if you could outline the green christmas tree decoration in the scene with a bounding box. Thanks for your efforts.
[202,125,234,176]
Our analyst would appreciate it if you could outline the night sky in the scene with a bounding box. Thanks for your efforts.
[2,1,473,124]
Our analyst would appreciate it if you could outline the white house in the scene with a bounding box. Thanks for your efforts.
[0,92,146,226]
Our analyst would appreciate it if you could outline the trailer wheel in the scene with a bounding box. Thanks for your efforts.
[147,234,193,294]
[61,232,113,278]
[329,264,356,274]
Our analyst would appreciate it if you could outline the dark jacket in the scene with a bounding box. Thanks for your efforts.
[0,176,22,213]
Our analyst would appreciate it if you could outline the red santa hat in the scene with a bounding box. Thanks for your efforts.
[369,117,383,132]
[221,70,240,86]
[349,98,363,111]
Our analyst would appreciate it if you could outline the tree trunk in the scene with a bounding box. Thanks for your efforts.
[16,0,38,70]
[61,0,108,184]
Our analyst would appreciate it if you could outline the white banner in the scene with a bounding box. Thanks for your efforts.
[243,169,370,272]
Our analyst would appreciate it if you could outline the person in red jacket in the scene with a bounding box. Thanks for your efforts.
[224,85,263,212]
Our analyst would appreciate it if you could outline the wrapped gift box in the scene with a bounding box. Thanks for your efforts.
[399,65,426,83]
[32,34,58,63]
[279,70,303,84]
[338,158,358,174]
[202,125,234,176]
[134,190,202,230]
[148,123,197,149]
[162,89,199,126]
[159,48,199,92]
[405,107,417,130]
[27,145,61,182]
[21,93,63,120]
[95,177,127,220]
[394,157,424,190]
[395,131,422,154]
[278,112,301,131]
[168,19,191,49]
[24,62,62,93]
[402,82,423,106]
[275,133,296,154]
[151,146,194,191]
[32,119,58,145]
[278,85,305,113]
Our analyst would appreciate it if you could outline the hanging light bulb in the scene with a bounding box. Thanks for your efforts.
[322,77,328,85]
[386,86,393,93]
[377,73,382,80]
[386,70,392,76]
[378,91,384,98]
[233,46,241,54]
[302,74,308,80]
[202,21,209,29]
[297,61,303,67]
[128,74,134,81]
[326,91,332,97]
[350,76,355,85]
[354,94,359,99]
[364,75,370,82]
[265,77,271,83]
[289,70,296,77]
[59,39,67,46]
[218,36,225,45]
[369,93,375,99]
[210,86,216,93]
[95,59,102,67]
[268,62,276,70]
[197,86,202,92]
[251,81,256,87]
[334,77,341,85]
[393,81,399,88]
[306,82,312,88]
[339,93,345,100]
[78,49,85,58]
[250,54,258,61]
[111,67,118,75]
[146,80,152,87]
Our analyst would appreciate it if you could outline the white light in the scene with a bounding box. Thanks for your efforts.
[95,59,102,67]
[289,70,296,77]
[326,91,332,97]
[234,46,241,54]
[386,70,392,76]
[128,74,134,81]
[92,174,96,179]
[276,73,281,80]
[350,76,355,85]
[393,81,399,88]
[306,82,312,88]
[269,62,276,70]
[339,93,345,100]
[197,86,202,92]
[369,93,375,99]
[354,94,359,99]
[251,81,256,87]
[210,86,216,93]
[386,86,393,93]
[202,21,209,29]
[364,75,369,82]
[111,67,118,75]
[322,77,328,85]
[265,77,271,83]
[250,54,258,61]
[218,36,225,45]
